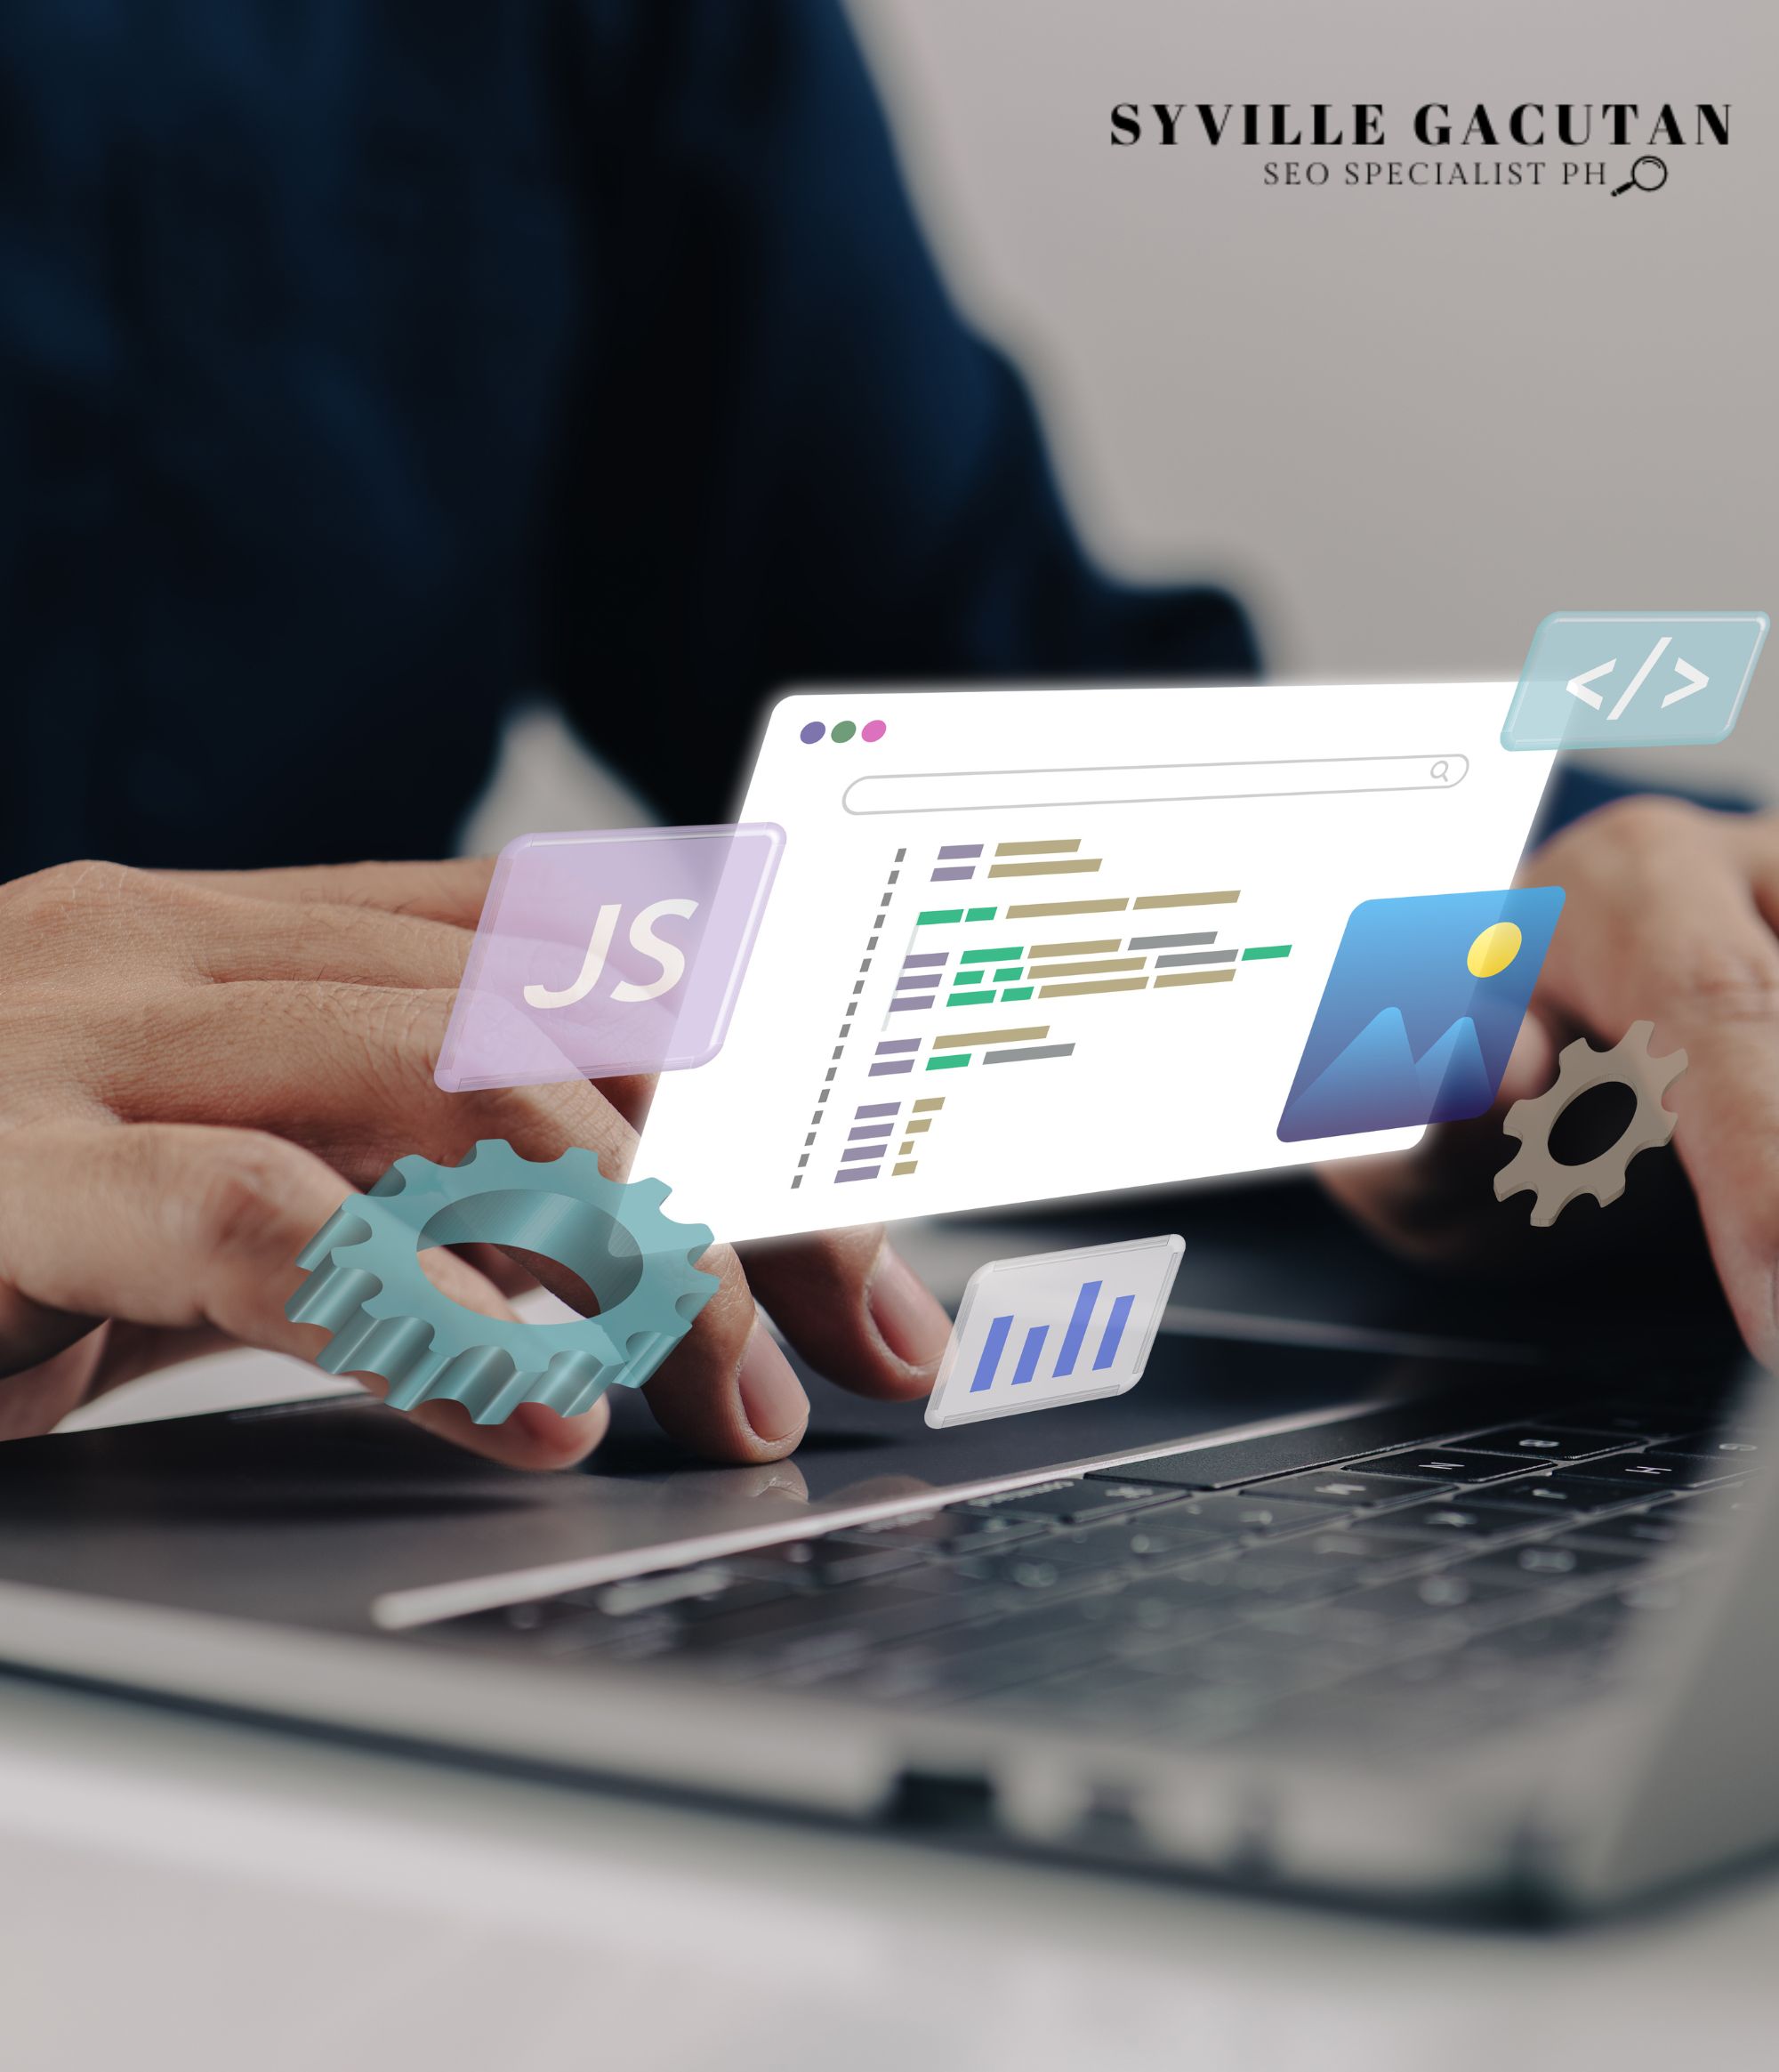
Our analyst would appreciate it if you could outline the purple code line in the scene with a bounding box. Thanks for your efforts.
[868,1061,914,1076]
[848,1124,894,1141]
[854,1101,903,1117]
[902,953,948,969]
[888,996,935,1012]
[874,1039,921,1054]
[840,1144,883,1163]
[895,970,937,990]
[937,844,984,859]
[835,1165,881,1181]
[930,867,974,882]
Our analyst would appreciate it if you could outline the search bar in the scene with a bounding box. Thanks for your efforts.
[842,754,1470,817]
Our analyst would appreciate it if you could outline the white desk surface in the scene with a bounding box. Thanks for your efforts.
[6,1359,1778,2069]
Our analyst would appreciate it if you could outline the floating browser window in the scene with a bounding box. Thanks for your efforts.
[638,681,1554,1239]
[1501,611,1768,752]
[925,1236,1185,1430]
[435,825,783,1092]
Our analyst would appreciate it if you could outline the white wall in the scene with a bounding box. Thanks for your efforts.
[847,0,1778,802]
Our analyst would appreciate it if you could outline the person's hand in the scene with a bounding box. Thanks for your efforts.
[0,859,952,1463]
[1319,795,1779,1366]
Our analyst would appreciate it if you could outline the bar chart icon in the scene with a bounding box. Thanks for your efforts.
[925,1235,1185,1429]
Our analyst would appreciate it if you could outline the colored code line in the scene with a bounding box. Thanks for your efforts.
[868,1060,914,1075]
[1129,931,1216,951]
[856,1101,902,1117]
[947,990,995,1006]
[903,953,948,969]
[994,839,1081,857]
[1001,987,1034,1001]
[970,1315,1013,1391]
[888,995,935,1012]
[987,859,1101,879]
[848,1124,894,1141]
[927,1053,970,1071]
[835,1165,881,1181]
[983,1043,1075,1065]
[1026,955,1144,979]
[930,867,974,883]
[1155,949,1237,968]
[914,1097,946,1112]
[1037,976,1148,998]
[965,906,997,922]
[934,1025,1049,1050]
[938,844,983,859]
[1133,891,1240,909]
[971,947,1023,963]
[840,1144,883,1162]
[1054,1280,1103,1377]
[1029,937,1119,956]
[1154,969,1234,989]
[993,966,1023,981]
[896,970,938,989]
[892,1161,918,1176]
[906,1117,932,1133]
[917,908,963,925]
[875,1037,921,1053]
[1010,1325,1049,1387]
[1242,944,1292,960]
[1006,898,1128,919]
[1093,1294,1136,1370]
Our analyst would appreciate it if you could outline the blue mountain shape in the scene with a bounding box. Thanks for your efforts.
[1279,1006,1497,1142]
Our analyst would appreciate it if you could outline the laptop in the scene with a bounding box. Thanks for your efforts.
[0,1175,1769,1921]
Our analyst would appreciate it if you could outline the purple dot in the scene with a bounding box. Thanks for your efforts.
[799,721,825,744]
[861,719,887,742]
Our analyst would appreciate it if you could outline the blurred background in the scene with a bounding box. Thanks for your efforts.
[470,0,1776,851]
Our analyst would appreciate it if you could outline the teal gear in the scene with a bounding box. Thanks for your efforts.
[286,1140,720,1425]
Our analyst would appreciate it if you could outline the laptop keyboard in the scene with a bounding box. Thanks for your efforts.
[426,1384,1766,1754]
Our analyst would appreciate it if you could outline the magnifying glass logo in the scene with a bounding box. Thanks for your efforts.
[1612,155,1669,198]
[1429,760,1451,782]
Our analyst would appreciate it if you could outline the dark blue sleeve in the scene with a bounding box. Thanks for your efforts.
[548,0,1256,819]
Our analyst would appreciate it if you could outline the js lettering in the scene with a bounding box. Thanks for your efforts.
[524,899,697,1010]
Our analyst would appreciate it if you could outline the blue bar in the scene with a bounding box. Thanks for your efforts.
[1091,1294,1136,1371]
[970,1315,1014,1393]
[1011,1325,1048,1386]
[1052,1280,1102,1377]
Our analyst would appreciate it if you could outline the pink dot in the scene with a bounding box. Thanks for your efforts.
[861,719,887,742]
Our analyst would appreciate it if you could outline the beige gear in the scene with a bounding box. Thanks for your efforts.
[1494,1020,1687,1229]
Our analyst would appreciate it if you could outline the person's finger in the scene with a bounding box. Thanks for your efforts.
[0,1119,608,1469]
[94,980,640,1192]
[737,1228,950,1401]
[640,1240,812,1463]
[1532,797,1779,1365]
[161,858,496,928]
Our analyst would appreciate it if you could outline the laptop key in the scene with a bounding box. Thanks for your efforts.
[825,1512,1048,1555]
[727,1539,927,1586]
[1559,1453,1748,1492]
[957,1479,1179,1527]
[1363,1449,1557,1486]
[1253,1469,1447,1508]
[1442,1424,1640,1465]
[1172,1490,1340,1534]
[1461,1539,1651,1586]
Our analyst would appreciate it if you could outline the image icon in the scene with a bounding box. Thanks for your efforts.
[436,824,783,1092]
[925,1234,1184,1430]
[1277,888,1565,1144]
[1501,611,1767,752]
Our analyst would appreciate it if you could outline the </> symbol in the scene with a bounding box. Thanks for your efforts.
[1565,637,1710,721]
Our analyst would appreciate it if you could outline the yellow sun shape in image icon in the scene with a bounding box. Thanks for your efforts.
[1467,922,1523,979]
